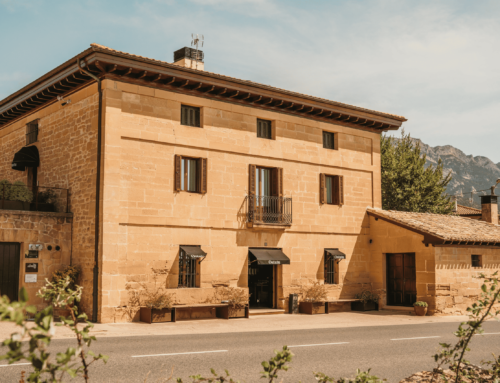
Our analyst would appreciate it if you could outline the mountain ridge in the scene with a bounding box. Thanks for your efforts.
[410,138,500,205]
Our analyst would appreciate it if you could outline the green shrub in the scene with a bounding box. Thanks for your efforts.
[9,181,33,202]
[52,265,80,292]
[354,290,379,304]
[0,180,12,199]
[413,301,428,307]
[37,189,58,204]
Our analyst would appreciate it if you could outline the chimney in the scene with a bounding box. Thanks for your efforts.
[173,47,204,71]
[480,194,498,225]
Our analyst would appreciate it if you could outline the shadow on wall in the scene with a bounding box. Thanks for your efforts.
[339,232,374,299]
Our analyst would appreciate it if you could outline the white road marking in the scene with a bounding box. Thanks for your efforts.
[475,332,500,336]
[0,363,31,368]
[132,350,228,358]
[288,342,349,348]
[391,336,440,341]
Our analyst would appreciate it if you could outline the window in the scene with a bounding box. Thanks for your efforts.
[323,131,335,149]
[181,105,201,127]
[324,253,336,284]
[174,155,208,193]
[26,120,38,145]
[471,254,482,268]
[257,119,272,139]
[178,248,198,288]
[320,174,344,205]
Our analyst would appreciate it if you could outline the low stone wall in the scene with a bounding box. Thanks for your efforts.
[0,209,72,310]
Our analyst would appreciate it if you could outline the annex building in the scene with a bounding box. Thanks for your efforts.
[1,44,498,322]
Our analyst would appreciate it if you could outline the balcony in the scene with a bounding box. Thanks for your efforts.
[246,195,292,228]
[1,184,69,213]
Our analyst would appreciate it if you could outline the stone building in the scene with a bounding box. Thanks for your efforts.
[368,196,500,315]
[0,43,498,322]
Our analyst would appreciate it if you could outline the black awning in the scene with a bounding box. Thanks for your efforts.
[326,249,346,260]
[249,248,290,265]
[12,145,39,171]
[180,245,207,259]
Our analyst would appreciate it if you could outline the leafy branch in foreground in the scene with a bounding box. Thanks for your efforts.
[431,271,500,383]
[0,277,108,382]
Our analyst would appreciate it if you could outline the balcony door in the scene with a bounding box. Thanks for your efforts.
[255,167,272,222]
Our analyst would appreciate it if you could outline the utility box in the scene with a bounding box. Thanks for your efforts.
[289,293,299,314]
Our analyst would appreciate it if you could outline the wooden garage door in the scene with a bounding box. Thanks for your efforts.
[386,253,417,307]
[0,243,20,302]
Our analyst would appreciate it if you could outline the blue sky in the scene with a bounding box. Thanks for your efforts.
[1,0,499,162]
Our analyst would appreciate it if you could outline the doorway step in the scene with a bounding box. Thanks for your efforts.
[249,308,285,316]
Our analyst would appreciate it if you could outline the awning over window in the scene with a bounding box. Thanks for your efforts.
[12,145,39,171]
[249,248,290,265]
[180,245,207,259]
[326,249,346,260]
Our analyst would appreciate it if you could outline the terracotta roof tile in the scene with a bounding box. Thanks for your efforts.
[368,208,500,244]
[455,204,481,216]
[89,43,407,121]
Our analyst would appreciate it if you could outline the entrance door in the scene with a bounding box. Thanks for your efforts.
[0,243,20,302]
[386,253,416,306]
[248,258,274,308]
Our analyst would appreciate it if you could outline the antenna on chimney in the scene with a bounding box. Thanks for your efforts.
[191,33,204,70]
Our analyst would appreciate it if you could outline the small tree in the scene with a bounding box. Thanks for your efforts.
[381,130,453,214]
[0,278,108,382]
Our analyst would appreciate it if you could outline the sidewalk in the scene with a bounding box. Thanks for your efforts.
[0,310,471,342]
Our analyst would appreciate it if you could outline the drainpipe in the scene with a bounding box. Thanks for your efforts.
[77,58,102,323]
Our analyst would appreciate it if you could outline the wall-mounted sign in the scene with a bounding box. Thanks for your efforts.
[25,274,37,283]
[25,263,38,272]
[26,250,39,259]
[29,244,43,251]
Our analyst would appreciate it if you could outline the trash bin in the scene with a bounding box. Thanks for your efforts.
[289,293,299,314]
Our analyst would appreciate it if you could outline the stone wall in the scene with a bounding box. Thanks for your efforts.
[434,246,500,315]
[0,84,99,315]
[0,210,72,310]
[98,80,379,322]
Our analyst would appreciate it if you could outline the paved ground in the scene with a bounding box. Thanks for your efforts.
[0,310,471,341]
[1,315,499,382]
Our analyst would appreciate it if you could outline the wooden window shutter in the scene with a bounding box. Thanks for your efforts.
[271,167,283,197]
[199,158,208,194]
[195,108,201,127]
[338,175,344,205]
[174,155,182,191]
[333,175,344,205]
[319,173,326,204]
[249,164,256,196]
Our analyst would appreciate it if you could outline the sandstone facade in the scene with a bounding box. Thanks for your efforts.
[0,210,72,310]
[0,85,99,313]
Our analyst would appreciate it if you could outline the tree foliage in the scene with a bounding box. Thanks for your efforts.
[381,130,453,214]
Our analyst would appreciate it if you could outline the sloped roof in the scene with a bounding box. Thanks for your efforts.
[456,204,482,216]
[368,208,500,245]
[88,43,407,121]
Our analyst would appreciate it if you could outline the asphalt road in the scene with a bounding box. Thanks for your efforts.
[1,321,500,383]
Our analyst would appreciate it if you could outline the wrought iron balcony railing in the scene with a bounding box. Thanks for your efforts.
[247,195,292,225]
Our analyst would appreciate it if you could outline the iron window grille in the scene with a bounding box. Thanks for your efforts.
[323,131,335,149]
[181,105,201,127]
[257,119,272,139]
[324,253,336,284]
[26,121,39,145]
[178,248,198,288]
[471,254,482,268]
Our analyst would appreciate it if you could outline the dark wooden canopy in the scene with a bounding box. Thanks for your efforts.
[0,44,407,132]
